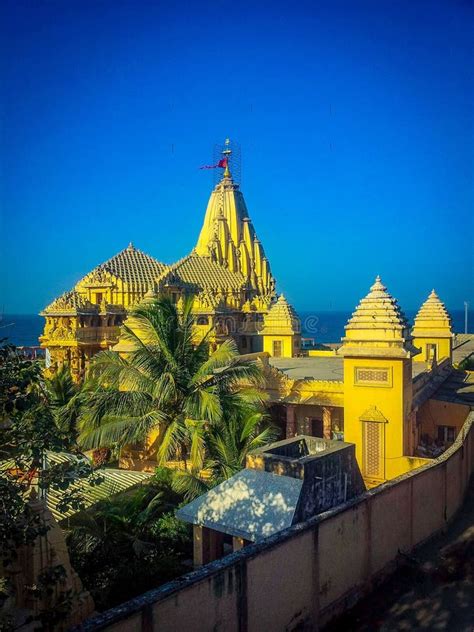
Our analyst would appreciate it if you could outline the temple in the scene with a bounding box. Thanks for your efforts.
[40,141,299,380]
[40,142,473,488]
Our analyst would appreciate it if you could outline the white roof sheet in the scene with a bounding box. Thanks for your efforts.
[176,468,302,542]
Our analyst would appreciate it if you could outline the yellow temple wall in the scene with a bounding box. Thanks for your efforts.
[263,334,296,358]
[80,411,474,632]
[342,357,411,481]
[307,349,337,357]
[412,336,452,363]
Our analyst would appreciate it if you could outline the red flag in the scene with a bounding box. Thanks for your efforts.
[199,157,228,170]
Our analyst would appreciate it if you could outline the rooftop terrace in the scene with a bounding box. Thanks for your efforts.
[268,356,429,381]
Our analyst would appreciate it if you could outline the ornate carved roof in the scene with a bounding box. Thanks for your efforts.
[339,276,417,358]
[194,170,275,296]
[41,290,98,315]
[412,290,453,337]
[158,253,247,293]
[87,243,168,292]
[262,294,301,335]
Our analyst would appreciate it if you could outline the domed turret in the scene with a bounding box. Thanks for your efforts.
[339,276,418,483]
[339,276,418,358]
[262,294,301,357]
[412,290,453,362]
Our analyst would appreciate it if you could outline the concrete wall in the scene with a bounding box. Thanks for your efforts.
[417,398,470,438]
[75,411,474,632]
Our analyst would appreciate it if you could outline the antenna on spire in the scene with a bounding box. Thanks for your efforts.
[212,138,241,186]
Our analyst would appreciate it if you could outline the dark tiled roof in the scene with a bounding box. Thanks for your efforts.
[161,253,247,292]
[95,243,168,292]
[42,290,98,315]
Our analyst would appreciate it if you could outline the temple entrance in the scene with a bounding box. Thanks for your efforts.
[272,340,282,357]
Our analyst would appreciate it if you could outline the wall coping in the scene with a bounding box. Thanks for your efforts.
[74,410,474,632]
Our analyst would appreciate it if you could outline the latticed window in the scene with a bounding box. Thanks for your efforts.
[355,367,390,386]
[362,421,384,479]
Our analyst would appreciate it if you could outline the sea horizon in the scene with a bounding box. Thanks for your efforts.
[1,310,470,348]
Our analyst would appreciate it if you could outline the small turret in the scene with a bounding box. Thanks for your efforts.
[261,294,301,357]
[412,290,453,363]
[339,276,417,482]
[339,276,418,358]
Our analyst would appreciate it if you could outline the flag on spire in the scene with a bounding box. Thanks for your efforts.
[199,157,228,170]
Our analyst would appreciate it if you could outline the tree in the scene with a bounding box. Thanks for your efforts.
[65,468,191,610]
[44,364,80,447]
[0,342,102,630]
[171,407,279,500]
[77,296,264,469]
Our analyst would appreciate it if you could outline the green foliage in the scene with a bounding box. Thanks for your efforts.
[172,407,279,500]
[44,365,80,443]
[66,472,192,611]
[459,355,474,371]
[0,341,103,629]
[77,297,265,470]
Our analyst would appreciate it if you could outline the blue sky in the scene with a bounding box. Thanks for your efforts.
[1,0,472,314]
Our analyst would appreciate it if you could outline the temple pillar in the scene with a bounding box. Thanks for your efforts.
[323,407,332,440]
[193,526,224,567]
[286,404,297,438]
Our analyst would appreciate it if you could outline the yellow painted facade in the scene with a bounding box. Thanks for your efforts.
[40,142,301,379]
[261,294,301,358]
[337,276,420,481]
[412,290,453,363]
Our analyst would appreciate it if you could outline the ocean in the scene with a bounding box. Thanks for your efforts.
[1,310,469,347]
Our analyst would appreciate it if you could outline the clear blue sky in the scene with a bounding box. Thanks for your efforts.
[1,0,472,314]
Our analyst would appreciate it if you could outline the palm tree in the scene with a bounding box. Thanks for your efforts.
[44,364,81,444]
[171,407,279,500]
[78,296,264,469]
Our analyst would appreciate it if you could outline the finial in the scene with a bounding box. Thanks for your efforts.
[127,241,135,250]
[222,138,232,179]
[370,275,386,292]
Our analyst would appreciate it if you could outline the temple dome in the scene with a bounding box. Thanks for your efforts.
[262,294,301,335]
[339,276,417,358]
[412,290,453,338]
[87,244,168,293]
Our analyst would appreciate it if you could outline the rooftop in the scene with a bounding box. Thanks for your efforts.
[268,356,428,381]
[431,369,474,407]
[453,334,474,366]
[176,468,302,542]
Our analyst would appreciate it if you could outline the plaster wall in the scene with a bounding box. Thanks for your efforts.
[417,398,470,438]
[75,412,474,632]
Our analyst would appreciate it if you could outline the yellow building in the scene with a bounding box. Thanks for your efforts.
[262,294,301,358]
[337,276,420,481]
[262,276,472,486]
[412,289,453,363]
[40,143,300,379]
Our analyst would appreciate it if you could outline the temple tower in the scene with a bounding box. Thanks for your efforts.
[195,145,275,297]
[338,276,419,482]
[412,290,453,363]
[261,294,301,357]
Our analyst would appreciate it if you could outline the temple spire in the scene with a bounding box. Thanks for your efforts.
[194,140,275,296]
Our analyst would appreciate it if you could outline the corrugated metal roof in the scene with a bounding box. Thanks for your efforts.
[44,453,152,523]
[176,469,302,542]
